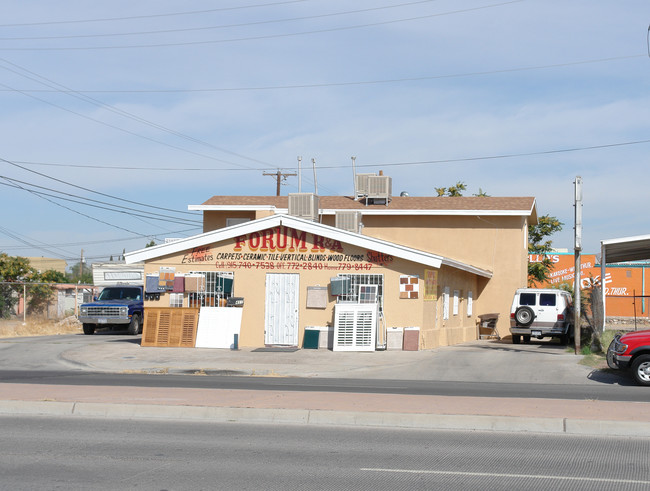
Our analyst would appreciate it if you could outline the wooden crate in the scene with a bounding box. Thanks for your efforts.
[142,307,199,347]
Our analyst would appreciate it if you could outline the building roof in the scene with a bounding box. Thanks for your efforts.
[125,214,493,278]
[601,234,650,264]
[190,195,537,219]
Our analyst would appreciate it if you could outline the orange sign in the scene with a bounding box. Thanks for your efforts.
[530,253,650,317]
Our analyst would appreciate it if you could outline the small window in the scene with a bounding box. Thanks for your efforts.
[539,293,557,307]
[519,293,536,306]
[226,218,250,227]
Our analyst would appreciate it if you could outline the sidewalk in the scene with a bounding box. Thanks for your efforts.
[1,335,649,436]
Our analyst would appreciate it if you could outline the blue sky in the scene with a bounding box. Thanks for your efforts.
[1,0,649,267]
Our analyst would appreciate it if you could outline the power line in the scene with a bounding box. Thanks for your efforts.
[10,137,650,173]
[0,0,309,27]
[0,1,442,41]
[0,54,640,94]
[0,179,202,226]
[0,58,273,169]
[1,157,199,217]
[0,1,524,51]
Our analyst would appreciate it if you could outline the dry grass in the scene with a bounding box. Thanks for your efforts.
[0,316,82,338]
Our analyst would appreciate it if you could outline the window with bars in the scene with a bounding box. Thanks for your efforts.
[336,273,384,311]
[186,271,234,308]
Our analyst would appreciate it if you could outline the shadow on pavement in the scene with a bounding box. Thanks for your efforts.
[587,368,637,386]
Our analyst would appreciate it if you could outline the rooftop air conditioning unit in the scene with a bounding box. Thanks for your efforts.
[355,173,376,200]
[288,193,320,221]
[366,175,392,205]
[335,211,362,233]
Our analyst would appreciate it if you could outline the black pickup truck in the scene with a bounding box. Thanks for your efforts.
[78,285,144,335]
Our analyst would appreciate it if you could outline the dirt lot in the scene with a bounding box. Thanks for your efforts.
[0,316,82,338]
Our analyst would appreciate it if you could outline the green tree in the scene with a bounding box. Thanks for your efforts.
[0,254,36,318]
[26,269,69,316]
[145,240,156,248]
[473,188,490,197]
[40,269,69,283]
[69,261,93,284]
[528,214,563,286]
[435,181,467,197]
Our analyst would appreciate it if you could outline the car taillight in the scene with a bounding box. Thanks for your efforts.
[557,314,565,321]
[510,313,515,319]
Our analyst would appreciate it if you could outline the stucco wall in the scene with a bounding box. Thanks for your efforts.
[359,214,527,337]
[199,210,530,339]
[142,230,483,349]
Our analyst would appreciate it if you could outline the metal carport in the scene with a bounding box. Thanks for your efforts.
[600,234,650,327]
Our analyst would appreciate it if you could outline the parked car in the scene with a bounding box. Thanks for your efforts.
[509,288,574,344]
[78,284,144,335]
[607,330,650,386]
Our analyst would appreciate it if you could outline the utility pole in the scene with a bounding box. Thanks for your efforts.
[574,176,583,354]
[263,170,297,196]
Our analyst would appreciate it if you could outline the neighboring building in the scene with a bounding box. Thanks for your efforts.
[26,257,67,275]
[126,190,537,349]
[530,252,650,319]
[91,261,144,287]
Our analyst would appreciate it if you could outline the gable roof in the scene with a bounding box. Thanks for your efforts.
[125,214,492,278]
[190,195,537,220]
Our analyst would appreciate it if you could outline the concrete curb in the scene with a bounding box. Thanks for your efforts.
[1,399,647,437]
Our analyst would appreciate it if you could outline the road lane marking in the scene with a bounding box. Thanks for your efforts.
[361,468,650,485]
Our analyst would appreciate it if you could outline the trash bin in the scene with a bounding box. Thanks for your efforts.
[303,327,320,349]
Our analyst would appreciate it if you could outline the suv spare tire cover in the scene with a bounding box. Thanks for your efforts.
[514,306,535,327]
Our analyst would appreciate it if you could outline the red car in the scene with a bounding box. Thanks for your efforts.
[607,330,650,386]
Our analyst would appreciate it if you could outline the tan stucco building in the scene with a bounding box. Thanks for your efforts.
[125,194,536,350]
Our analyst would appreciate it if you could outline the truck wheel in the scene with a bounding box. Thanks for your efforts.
[512,335,521,344]
[128,314,141,335]
[523,335,531,343]
[83,324,95,335]
[514,306,535,327]
[631,355,650,386]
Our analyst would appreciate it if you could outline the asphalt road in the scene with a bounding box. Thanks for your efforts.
[0,369,647,403]
[2,415,649,491]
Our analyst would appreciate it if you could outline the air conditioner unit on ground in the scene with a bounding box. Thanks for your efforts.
[288,193,320,221]
[335,211,362,233]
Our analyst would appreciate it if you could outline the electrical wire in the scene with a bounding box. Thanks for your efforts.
[0,1,310,27]
[0,58,273,169]
[0,1,525,51]
[0,1,442,41]
[0,179,201,226]
[9,137,650,173]
[1,157,198,217]
[0,54,640,94]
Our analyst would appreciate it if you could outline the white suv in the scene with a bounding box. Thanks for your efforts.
[509,288,574,344]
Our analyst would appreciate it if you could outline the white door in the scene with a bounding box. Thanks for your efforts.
[264,273,300,346]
